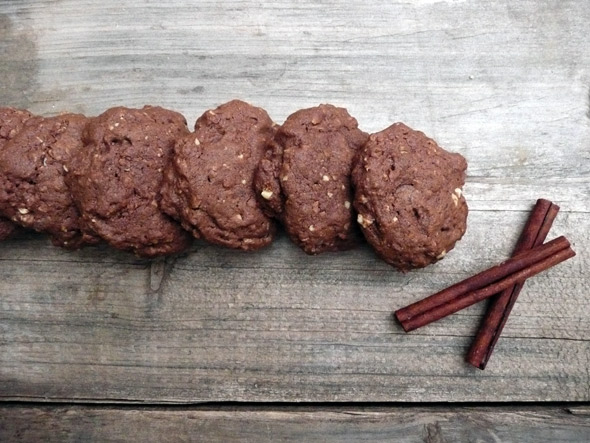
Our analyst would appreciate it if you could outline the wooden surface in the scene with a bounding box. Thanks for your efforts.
[1,222,588,403]
[1,405,590,443]
[1,0,589,439]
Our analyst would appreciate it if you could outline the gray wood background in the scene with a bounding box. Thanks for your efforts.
[1,405,590,443]
[1,0,589,440]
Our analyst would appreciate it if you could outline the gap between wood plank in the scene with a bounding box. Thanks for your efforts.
[1,399,589,408]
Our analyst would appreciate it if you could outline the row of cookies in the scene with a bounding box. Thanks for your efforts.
[0,101,467,270]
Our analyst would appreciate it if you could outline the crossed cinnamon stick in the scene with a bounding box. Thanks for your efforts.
[393,199,574,369]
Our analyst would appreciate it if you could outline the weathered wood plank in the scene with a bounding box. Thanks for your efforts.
[1,0,589,403]
[1,405,589,443]
[1,212,588,403]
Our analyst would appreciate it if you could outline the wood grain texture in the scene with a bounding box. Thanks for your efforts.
[1,212,587,403]
[1,0,589,404]
[1,405,590,443]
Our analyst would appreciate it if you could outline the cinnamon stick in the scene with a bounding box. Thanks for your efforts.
[395,236,570,324]
[466,199,560,369]
[400,245,574,331]
[394,236,574,332]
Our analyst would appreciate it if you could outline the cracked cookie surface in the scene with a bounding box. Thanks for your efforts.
[352,122,468,270]
[0,107,34,241]
[0,112,98,248]
[66,106,191,257]
[254,104,368,254]
[160,100,276,250]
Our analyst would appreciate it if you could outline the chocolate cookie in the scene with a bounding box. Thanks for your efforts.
[0,113,99,249]
[254,104,368,254]
[160,100,276,250]
[352,122,468,270]
[0,107,33,146]
[0,107,34,241]
[66,106,192,257]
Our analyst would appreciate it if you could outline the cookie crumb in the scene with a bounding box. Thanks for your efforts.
[357,213,373,227]
[261,189,273,200]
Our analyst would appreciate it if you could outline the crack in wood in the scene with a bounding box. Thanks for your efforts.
[423,421,447,443]
[148,256,176,293]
